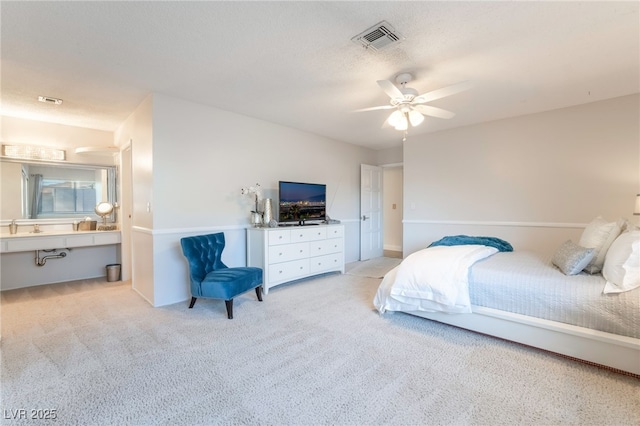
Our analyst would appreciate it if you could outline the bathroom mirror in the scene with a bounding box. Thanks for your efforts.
[0,159,117,221]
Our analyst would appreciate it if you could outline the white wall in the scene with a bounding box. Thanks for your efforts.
[120,93,376,306]
[1,116,115,165]
[1,162,23,219]
[403,94,640,257]
[377,146,403,165]
[114,94,154,302]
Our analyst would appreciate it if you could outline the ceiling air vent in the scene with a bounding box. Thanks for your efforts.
[38,96,63,105]
[351,21,404,51]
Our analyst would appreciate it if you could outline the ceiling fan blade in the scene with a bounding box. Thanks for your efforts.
[414,81,473,103]
[413,104,456,119]
[377,80,404,99]
[354,105,395,112]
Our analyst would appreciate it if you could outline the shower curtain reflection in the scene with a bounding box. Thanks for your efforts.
[29,174,43,219]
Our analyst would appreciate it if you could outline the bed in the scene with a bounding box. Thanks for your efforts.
[374,223,640,376]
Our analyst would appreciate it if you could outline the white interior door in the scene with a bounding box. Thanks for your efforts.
[360,164,383,260]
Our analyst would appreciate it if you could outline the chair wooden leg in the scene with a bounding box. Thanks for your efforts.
[256,286,263,302]
[225,299,233,319]
[189,297,197,308]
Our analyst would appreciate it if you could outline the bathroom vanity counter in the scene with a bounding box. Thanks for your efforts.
[0,230,121,253]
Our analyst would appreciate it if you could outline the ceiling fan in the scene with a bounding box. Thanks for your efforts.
[357,73,471,135]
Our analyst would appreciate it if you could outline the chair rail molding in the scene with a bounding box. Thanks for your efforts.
[403,220,588,229]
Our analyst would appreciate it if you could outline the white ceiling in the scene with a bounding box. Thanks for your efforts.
[1,1,638,150]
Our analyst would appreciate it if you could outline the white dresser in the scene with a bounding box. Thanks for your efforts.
[246,224,344,294]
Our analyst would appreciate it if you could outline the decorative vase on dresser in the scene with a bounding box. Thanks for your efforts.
[246,224,345,294]
[263,198,273,224]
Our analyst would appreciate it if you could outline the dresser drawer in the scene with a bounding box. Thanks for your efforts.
[268,259,309,283]
[268,229,291,245]
[309,238,342,256]
[290,227,327,243]
[268,242,308,264]
[326,226,344,239]
[309,253,343,274]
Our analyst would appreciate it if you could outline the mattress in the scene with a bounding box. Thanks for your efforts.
[469,251,640,339]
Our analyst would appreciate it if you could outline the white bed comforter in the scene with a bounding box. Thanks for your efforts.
[374,245,498,314]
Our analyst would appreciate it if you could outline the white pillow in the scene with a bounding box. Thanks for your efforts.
[578,216,622,274]
[617,217,639,233]
[551,240,595,276]
[603,231,640,294]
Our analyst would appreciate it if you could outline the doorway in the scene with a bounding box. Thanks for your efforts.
[382,165,403,258]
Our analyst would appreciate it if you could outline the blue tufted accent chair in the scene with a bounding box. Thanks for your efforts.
[180,232,263,319]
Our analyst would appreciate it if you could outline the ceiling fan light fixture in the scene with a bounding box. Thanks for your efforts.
[387,110,404,127]
[408,110,425,126]
[394,115,408,131]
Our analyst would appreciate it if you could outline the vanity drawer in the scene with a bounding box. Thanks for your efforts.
[0,231,122,253]
[268,242,308,264]
[94,232,121,245]
[7,237,66,252]
[66,234,95,247]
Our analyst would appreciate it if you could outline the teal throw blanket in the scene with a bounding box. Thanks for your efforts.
[428,235,513,252]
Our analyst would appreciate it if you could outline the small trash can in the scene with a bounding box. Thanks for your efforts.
[106,264,121,282]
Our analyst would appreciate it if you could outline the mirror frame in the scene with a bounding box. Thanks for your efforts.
[1,158,118,223]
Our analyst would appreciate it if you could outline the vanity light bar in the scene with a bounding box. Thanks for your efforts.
[1,144,66,161]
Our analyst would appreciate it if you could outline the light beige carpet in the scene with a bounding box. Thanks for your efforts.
[2,275,639,425]
[345,256,402,278]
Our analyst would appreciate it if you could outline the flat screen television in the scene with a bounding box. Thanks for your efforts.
[278,181,326,225]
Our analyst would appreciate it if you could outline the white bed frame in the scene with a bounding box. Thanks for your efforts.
[407,305,640,376]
